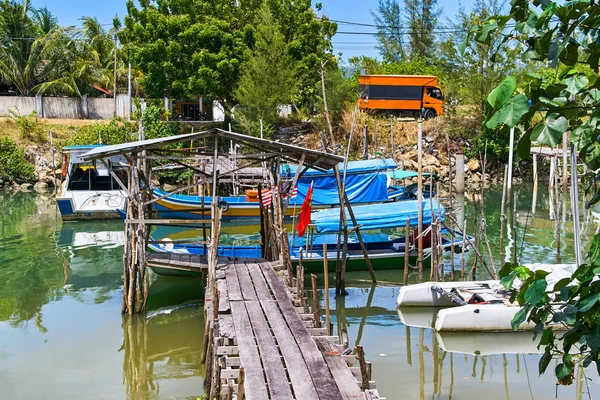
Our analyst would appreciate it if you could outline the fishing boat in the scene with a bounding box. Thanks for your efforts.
[146,199,470,277]
[396,263,576,332]
[55,145,128,220]
[151,159,428,219]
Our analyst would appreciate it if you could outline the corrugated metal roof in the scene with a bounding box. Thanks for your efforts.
[80,128,344,171]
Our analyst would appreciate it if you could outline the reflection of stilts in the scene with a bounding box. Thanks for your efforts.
[503,354,510,400]
[449,353,454,400]
[406,326,412,366]
[122,315,153,398]
[335,293,348,340]
[419,328,425,400]
[480,355,487,382]
[354,284,376,347]
[432,332,439,395]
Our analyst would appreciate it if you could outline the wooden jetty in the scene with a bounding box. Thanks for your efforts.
[205,257,378,399]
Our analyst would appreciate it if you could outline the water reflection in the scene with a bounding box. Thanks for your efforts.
[122,278,205,399]
[320,283,599,399]
[0,192,205,399]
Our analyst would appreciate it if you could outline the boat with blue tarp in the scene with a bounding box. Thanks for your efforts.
[151,159,430,219]
[146,199,469,276]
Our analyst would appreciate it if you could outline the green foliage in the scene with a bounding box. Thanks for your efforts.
[234,7,295,136]
[142,104,180,139]
[122,0,336,114]
[0,137,34,182]
[61,119,136,147]
[439,0,521,112]
[8,109,45,143]
[404,0,441,60]
[371,0,406,62]
[0,1,120,96]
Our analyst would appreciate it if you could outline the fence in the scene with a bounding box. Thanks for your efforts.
[0,95,225,122]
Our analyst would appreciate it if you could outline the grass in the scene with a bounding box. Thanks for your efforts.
[0,117,110,145]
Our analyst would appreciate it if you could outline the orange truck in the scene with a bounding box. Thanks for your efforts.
[358,75,444,119]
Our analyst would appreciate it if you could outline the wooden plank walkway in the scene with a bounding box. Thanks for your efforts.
[203,258,379,400]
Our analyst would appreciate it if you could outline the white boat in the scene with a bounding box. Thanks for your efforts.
[396,264,576,332]
[55,145,128,220]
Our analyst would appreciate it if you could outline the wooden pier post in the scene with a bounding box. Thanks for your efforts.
[507,127,515,195]
[323,244,330,335]
[390,115,395,159]
[403,219,410,285]
[499,164,508,266]
[446,133,454,280]
[513,190,518,264]
[570,144,582,266]
[455,151,465,195]
[417,118,424,272]
[363,124,368,160]
[311,274,321,328]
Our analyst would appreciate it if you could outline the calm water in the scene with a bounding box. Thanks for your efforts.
[0,185,599,399]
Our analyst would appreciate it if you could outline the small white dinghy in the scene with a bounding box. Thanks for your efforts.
[396,264,576,332]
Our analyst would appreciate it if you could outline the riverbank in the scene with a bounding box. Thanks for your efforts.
[1,112,525,192]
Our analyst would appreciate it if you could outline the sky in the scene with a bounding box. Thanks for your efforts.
[31,0,478,60]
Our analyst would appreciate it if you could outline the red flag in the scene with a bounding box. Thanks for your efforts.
[296,182,313,237]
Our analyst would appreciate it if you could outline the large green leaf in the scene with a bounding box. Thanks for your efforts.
[524,279,548,306]
[530,113,568,147]
[577,293,600,312]
[494,94,530,127]
[476,19,498,45]
[539,347,552,374]
[487,76,517,109]
[511,307,529,330]
[562,73,589,95]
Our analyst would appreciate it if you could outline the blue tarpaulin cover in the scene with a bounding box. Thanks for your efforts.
[311,199,445,233]
[284,159,397,205]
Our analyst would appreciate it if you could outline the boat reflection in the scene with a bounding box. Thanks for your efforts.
[321,284,590,400]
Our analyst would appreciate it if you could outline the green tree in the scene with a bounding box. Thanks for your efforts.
[234,7,294,135]
[371,0,406,62]
[121,0,335,118]
[468,0,600,384]
[404,0,441,60]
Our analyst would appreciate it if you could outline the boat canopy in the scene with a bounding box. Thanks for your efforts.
[387,170,437,180]
[311,199,445,233]
[284,159,397,205]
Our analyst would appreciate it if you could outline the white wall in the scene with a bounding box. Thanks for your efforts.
[0,97,35,116]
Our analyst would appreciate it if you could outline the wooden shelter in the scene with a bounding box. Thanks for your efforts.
[80,128,356,314]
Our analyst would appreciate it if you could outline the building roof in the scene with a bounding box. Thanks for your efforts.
[79,128,344,171]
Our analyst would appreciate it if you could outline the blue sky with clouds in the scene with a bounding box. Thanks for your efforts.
[32,0,479,59]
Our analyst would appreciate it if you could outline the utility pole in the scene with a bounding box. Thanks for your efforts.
[128,62,132,121]
[113,32,118,118]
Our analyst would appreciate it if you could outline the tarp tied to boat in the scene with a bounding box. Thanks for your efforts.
[285,159,397,205]
[311,199,444,233]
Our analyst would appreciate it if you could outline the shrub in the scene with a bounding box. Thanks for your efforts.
[0,137,35,182]
[61,118,137,147]
[8,109,45,143]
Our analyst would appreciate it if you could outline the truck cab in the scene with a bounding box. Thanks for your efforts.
[358,75,444,119]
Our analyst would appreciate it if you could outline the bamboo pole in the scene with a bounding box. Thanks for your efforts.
[356,345,370,390]
[571,144,582,266]
[323,243,330,335]
[446,133,454,280]
[311,274,321,328]
[513,190,518,264]
[499,164,508,266]
[461,218,466,279]
[507,127,515,195]
[555,160,561,263]
[390,115,395,159]
[417,118,424,272]
[320,60,336,148]
[403,219,410,285]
